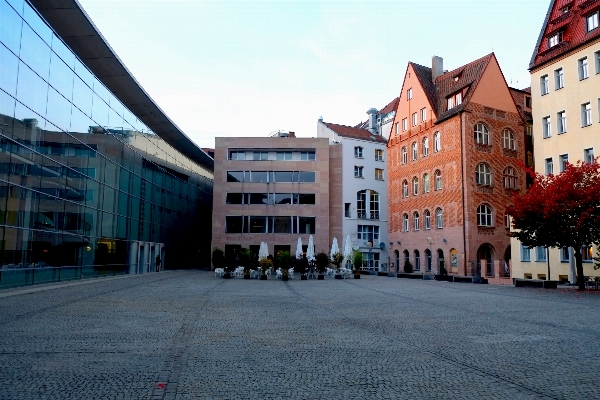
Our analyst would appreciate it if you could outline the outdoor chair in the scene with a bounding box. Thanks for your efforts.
[214,268,224,277]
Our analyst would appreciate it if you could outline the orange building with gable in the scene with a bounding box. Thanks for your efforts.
[387,54,528,282]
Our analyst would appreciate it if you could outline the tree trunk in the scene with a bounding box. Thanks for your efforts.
[573,248,585,291]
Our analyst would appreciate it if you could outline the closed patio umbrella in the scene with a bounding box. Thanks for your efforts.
[330,237,339,256]
[306,235,315,262]
[295,237,303,259]
[343,235,352,268]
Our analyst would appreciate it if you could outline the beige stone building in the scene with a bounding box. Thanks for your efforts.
[511,0,600,282]
[211,133,341,262]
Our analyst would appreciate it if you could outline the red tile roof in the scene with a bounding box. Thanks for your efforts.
[530,0,600,70]
[379,97,399,115]
[322,122,387,143]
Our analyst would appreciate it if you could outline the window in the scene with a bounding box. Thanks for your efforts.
[435,208,443,228]
[357,225,379,244]
[357,191,366,219]
[375,149,384,161]
[582,245,593,262]
[407,88,412,100]
[504,214,511,228]
[536,247,547,262]
[521,244,531,262]
[369,191,379,219]
[412,142,418,160]
[375,168,384,180]
[424,210,431,230]
[582,102,592,126]
[525,96,532,108]
[548,32,560,48]
[403,214,409,232]
[560,154,569,172]
[596,51,600,74]
[423,173,430,193]
[540,74,549,95]
[477,204,493,227]
[229,151,246,160]
[414,250,420,271]
[402,118,408,131]
[455,92,462,106]
[298,194,315,204]
[447,96,454,110]
[354,166,364,178]
[476,163,492,186]
[253,151,269,160]
[584,148,595,164]
[402,180,409,198]
[545,157,553,175]
[408,212,417,231]
[395,122,399,135]
[474,123,490,145]
[555,68,564,89]
[542,116,551,138]
[401,147,407,164]
[420,107,427,122]
[412,112,418,127]
[434,170,442,190]
[300,151,315,160]
[412,177,419,195]
[587,11,599,32]
[434,132,441,152]
[579,57,588,80]
[344,203,351,218]
[422,137,429,156]
[276,151,293,160]
[557,111,567,133]
[502,129,515,150]
[560,247,570,262]
[503,167,517,189]
[225,216,244,233]
[354,146,363,158]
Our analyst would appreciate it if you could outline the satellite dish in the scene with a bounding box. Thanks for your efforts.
[352,242,360,251]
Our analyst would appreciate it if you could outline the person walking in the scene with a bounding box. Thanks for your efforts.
[155,255,162,272]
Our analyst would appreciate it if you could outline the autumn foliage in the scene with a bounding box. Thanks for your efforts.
[507,159,600,290]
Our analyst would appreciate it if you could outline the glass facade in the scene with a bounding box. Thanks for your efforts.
[0,0,213,287]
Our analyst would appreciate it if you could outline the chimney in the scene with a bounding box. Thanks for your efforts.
[432,56,443,81]
[366,108,378,135]
[288,131,295,138]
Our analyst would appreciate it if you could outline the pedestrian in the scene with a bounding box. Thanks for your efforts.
[156,255,161,272]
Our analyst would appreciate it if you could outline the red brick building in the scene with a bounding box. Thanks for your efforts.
[387,54,527,280]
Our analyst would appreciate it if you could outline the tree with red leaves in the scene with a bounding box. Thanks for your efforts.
[507,160,600,290]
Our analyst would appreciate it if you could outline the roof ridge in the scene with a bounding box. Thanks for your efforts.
[434,53,494,82]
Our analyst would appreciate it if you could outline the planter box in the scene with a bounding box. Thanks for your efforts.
[377,272,388,276]
[244,274,250,280]
[317,274,325,280]
[514,278,558,289]
[397,273,423,279]
[388,273,396,277]
[354,274,361,279]
[334,274,343,280]
[260,275,267,280]
[223,273,231,279]
[282,275,288,281]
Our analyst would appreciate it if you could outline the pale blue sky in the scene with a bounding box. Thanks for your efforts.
[78,0,550,149]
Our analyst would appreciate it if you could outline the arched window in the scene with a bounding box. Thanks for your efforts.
[436,208,443,228]
[477,204,493,226]
[402,180,409,198]
[412,176,419,195]
[503,166,518,189]
[401,147,407,164]
[425,249,432,271]
[424,209,431,230]
[502,129,515,150]
[423,173,430,193]
[356,190,366,219]
[413,212,420,231]
[434,170,442,190]
[434,132,441,152]
[414,250,421,271]
[475,123,490,145]
[403,214,409,232]
[422,137,429,156]
[403,249,410,264]
[369,191,379,219]
[476,163,492,185]
[411,142,418,160]
[357,189,380,219]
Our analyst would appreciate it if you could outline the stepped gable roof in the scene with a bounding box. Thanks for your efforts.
[433,53,494,123]
[530,0,600,70]
[322,122,387,143]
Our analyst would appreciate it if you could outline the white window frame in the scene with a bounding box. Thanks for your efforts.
[542,116,551,138]
[411,142,418,160]
[395,122,399,135]
[548,33,559,48]
[560,247,570,262]
[596,50,600,74]
[521,244,531,262]
[402,118,408,131]
[579,57,589,80]
[540,74,549,95]
[582,102,592,127]
[423,173,430,193]
[434,170,442,190]
[354,146,363,158]
[545,157,553,175]
[407,88,412,100]
[476,163,492,186]
[413,212,420,231]
[403,214,409,232]
[434,132,441,152]
[412,177,418,196]
[557,111,567,134]
[375,168,384,181]
[354,166,364,178]
[503,166,517,189]
[455,92,462,106]
[587,11,599,32]
[474,123,490,145]
[555,67,564,89]
[412,112,418,127]
[536,247,547,262]
[422,137,429,156]
[375,149,384,161]
[502,129,515,150]
[477,204,493,227]
[401,147,407,164]
[447,96,454,110]
[424,210,431,230]
[584,148,595,164]
[435,208,443,228]
[402,180,408,198]
[420,107,426,122]
[560,154,569,172]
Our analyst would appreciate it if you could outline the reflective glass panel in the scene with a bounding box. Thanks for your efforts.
[298,193,315,204]
[298,171,315,182]
[69,104,92,135]
[249,193,268,204]
[72,76,92,118]
[16,62,48,117]
[0,0,23,54]
[50,35,75,70]
[274,193,292,204]
[91,93,109,128]
[227,171,243,182]
[274,171,292,182]
[48,51,73,101]
[0,43,20,97]
[273,216,291,233]
[19,23,50,80]
[45,87,71,132]
[226,193,243,204]
[22,2,52,45]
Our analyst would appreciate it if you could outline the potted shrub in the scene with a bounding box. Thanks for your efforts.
[259,258,273,280]
[352,251,364,279]
[331,252,345,279]
[315,252,329,280]
[295,255,309,280]
[275,251,294,281]
[403,260,413,273]
[212,247,226,277]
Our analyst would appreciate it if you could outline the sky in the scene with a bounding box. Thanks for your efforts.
[78,0,550,149]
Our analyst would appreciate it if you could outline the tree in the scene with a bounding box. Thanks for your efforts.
[507,160,600,290]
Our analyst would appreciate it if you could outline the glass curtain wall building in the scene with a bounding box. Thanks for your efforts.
[0,0,213,287]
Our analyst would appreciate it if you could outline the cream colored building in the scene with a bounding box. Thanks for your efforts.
[511,0,600,282]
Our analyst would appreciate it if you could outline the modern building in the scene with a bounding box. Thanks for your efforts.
[317,100,396,271]
[511,0,600,282]
[0,0,213,285]
[212,133,337,261]
[387,54,527,282]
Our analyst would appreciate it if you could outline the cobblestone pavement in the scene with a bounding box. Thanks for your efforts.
[1,271,599,400]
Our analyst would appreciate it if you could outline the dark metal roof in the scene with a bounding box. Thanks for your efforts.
[29,0,214,171]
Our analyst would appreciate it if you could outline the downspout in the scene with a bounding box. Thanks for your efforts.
[460,112,468,276]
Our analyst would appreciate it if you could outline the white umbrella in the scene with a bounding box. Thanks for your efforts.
[295,237,303,259]
[306,235,315,262]
[330,237,339,256]
[343,235,352,268]
[258,242,268,261]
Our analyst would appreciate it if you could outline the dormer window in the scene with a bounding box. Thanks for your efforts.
[561,5,570,14]
[446,92,462,110]
[548,31,562,48]
[587,11,599,33]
